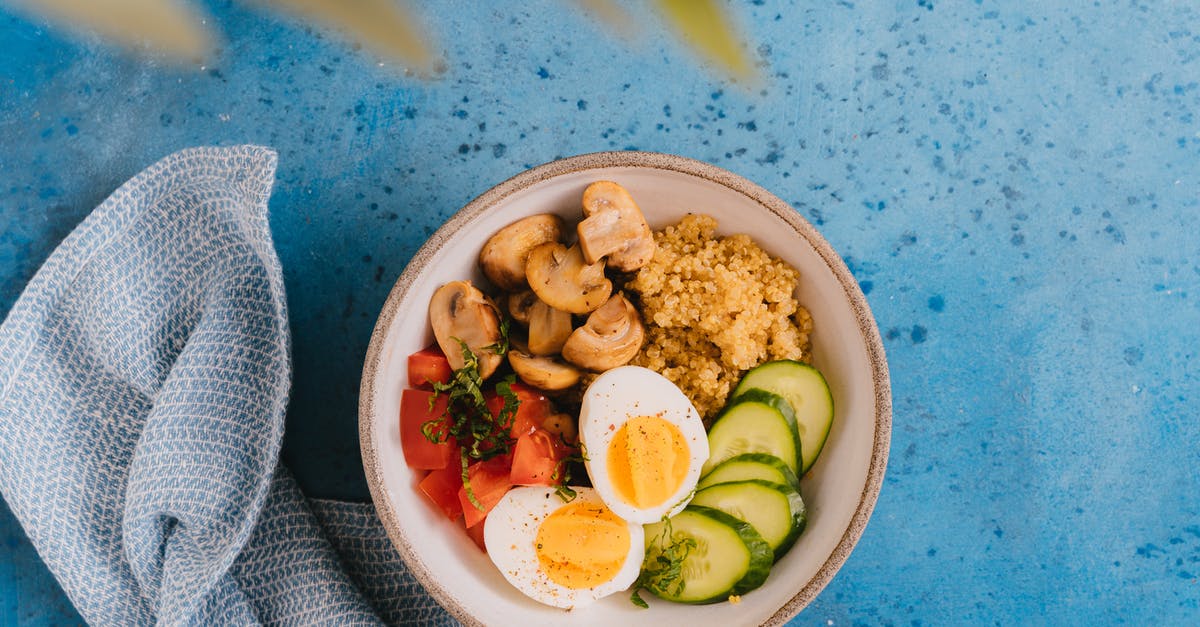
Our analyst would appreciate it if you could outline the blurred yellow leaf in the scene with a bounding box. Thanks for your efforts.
[9,0,754,84]
[257,0,435,75]
[9,0,213,61]
[573,0,636,39]
[653,0,756,83]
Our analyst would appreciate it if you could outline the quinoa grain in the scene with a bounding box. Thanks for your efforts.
[627,214,813,421]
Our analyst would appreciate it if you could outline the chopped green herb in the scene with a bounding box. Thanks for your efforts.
[492,375,519,435]
[459,449,482,510]
[483,315,512,356]
[554,483,577,503]
[550,444,588,503]
[630,516,697,607]
[422,339,524,511]
[424,339,515,462]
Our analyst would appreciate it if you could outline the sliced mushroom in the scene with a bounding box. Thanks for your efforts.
[577,181,656,272]
[525,242,612,314]
[428,281,503,379]
[507,290,538,325]
[561,292,644,372]
[541,413,578,444]
[478,214,564,291]
[525,299,571,356]
[508,346,582,391]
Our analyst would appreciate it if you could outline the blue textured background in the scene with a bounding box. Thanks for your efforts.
[2,1,1198,624]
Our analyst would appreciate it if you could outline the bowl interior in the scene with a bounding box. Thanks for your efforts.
[360,154,890,626]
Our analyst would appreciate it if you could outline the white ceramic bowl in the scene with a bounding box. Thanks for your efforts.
[360,152,891,626]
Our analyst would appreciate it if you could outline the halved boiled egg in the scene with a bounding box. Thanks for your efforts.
[578,366,709,525]
[484,486,644,609]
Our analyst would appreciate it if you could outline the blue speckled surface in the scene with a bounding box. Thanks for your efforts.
[2,1,1198,624]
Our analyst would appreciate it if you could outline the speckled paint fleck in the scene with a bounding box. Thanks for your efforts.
[2,0,1199,624]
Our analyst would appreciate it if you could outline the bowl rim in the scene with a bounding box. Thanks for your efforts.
[359,150,892,626]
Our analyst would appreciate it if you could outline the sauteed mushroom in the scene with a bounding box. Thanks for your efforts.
[526,298,573,356]
[508,344,582,391]
[561,292,644,371]
[524,242,612,314]
[479,214,564,291]
[540,412,578,444]
[507,290,538,325]
[428,281,503,379]
[576,181,656,272]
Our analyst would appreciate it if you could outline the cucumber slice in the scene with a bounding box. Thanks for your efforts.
[733,360,834,474]
[702,390,802,476]
[696,453,801,491]
[690,480,807,562]
[641,506,774,603]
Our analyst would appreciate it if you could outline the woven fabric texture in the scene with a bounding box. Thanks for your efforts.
[0,146,454,625]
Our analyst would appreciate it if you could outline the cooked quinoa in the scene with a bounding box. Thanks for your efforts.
[626,214,813,421]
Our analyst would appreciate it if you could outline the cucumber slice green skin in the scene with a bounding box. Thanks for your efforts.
[696,452,802,492]
[641,506,774,604]
[690,479,807,562]
[702,390,803,476]
[731,387,797,424]
[733,360,834,474]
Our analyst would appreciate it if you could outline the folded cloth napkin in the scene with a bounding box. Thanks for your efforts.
[0,145,454,625]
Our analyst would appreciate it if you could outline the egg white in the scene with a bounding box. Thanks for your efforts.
[578,366,709,525]
[483,486,645,609]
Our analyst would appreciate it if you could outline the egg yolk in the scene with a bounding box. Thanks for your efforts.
[606,415,689,509]
[535,501,630,589]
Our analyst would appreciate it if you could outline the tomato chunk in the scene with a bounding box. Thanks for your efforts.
[510,428,570,486]
[400,388,456,470]
[419,464,464,520]
[459,455,513,528]
[464,517,488,552]
[485,382,555,439]
[408,346,453,389]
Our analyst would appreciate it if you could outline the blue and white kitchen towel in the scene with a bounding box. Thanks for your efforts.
[0,146,453,625]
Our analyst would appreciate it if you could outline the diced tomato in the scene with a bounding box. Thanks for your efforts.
[510,428,571,486]
[419,464,465,519]
[408,346,453,389]
[459,454,514,528]
[513,384,555,437]
[484,382,555,439]
[400,388,456,470]
[464,517,488,552]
